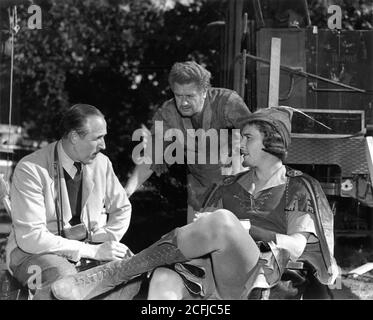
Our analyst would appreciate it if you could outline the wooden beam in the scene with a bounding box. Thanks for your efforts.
[348,263,373,277]
[268,37,281,108]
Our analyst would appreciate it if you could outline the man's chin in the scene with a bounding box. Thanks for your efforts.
[180,111,193,117]
[241,157,251,168]
[84,154,98,164]
[242,162,250,168]
[178,108,195,117]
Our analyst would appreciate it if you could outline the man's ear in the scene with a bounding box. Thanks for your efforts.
[202,89,207,99]
[69,131,79,145]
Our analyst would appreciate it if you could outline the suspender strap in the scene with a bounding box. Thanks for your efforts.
[86,208,93,243]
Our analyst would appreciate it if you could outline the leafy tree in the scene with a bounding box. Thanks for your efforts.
[307,0,373,29]
[8,0,224,180]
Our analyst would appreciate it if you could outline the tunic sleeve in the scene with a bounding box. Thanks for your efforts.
[285,179,317,238]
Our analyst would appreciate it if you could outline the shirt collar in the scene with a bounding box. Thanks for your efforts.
[57,140,78,178]
[238,164,287,195]
[260,164,287,191]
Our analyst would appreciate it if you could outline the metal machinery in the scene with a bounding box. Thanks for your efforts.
[220,0,373,237]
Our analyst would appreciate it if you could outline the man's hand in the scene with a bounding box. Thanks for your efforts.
[125,124,154,197]
[94,241,133,261]
[193,211,212,222]
[249,225,276,243]
[192,206,219,222]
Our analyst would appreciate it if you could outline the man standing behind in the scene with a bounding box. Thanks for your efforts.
[126,61,251,222]
[6,104,132,299]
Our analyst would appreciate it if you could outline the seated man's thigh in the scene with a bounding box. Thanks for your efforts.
[13,253,77,289]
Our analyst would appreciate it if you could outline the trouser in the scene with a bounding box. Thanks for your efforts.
[9,247,141,300]
[9,248,78,299]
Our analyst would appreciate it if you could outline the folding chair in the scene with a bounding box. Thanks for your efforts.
[248,260,333,300]
[0,175,28,300]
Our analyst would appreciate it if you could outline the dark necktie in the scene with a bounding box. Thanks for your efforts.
[66,162,83,225]
[74,162,82,179]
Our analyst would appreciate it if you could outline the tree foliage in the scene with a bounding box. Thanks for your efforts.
[3,0,372,182]
[10,0,226,181]
[0,0,371,229]
[308,0,373,29]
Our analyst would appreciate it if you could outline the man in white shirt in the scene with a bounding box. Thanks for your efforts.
[6,104,133,299]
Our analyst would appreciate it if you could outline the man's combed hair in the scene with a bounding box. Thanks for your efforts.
[168,61,211,91]
[60,104,104,138]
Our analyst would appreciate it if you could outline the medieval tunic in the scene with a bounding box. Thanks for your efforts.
[213,165,317,292]
[173,166,338,299]
[149,87,251,216]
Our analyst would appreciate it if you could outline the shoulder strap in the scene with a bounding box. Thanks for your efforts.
[284,167,302,207]
[200,182,221,210]
[201,170,250,209]
[53,143,63,236]
[85,202,93,243]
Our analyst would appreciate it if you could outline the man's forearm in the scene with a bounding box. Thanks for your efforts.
[249,225,276,243]
[80,243,100,259]
[250,225,309,261]
[125,164,153,197]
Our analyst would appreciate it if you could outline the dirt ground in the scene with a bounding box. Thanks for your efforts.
[333,276,373,299]
[331,237,373,300]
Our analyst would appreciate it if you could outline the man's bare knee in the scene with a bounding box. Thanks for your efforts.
[204,209,240,242]
[210,209,237,223]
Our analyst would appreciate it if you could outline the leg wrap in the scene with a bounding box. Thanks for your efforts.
[51,229,187,300]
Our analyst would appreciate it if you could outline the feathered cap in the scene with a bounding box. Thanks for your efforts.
[241,106,293,159]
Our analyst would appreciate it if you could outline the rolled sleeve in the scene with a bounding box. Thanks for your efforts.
[286,178,318,238]
[287,212,317,236]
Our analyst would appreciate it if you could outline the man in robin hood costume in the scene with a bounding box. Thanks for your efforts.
[50,106,338,300]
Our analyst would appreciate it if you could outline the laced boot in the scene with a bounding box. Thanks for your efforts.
[51,228,187,300]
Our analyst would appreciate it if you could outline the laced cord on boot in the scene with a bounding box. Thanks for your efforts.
[51,229,188,300]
